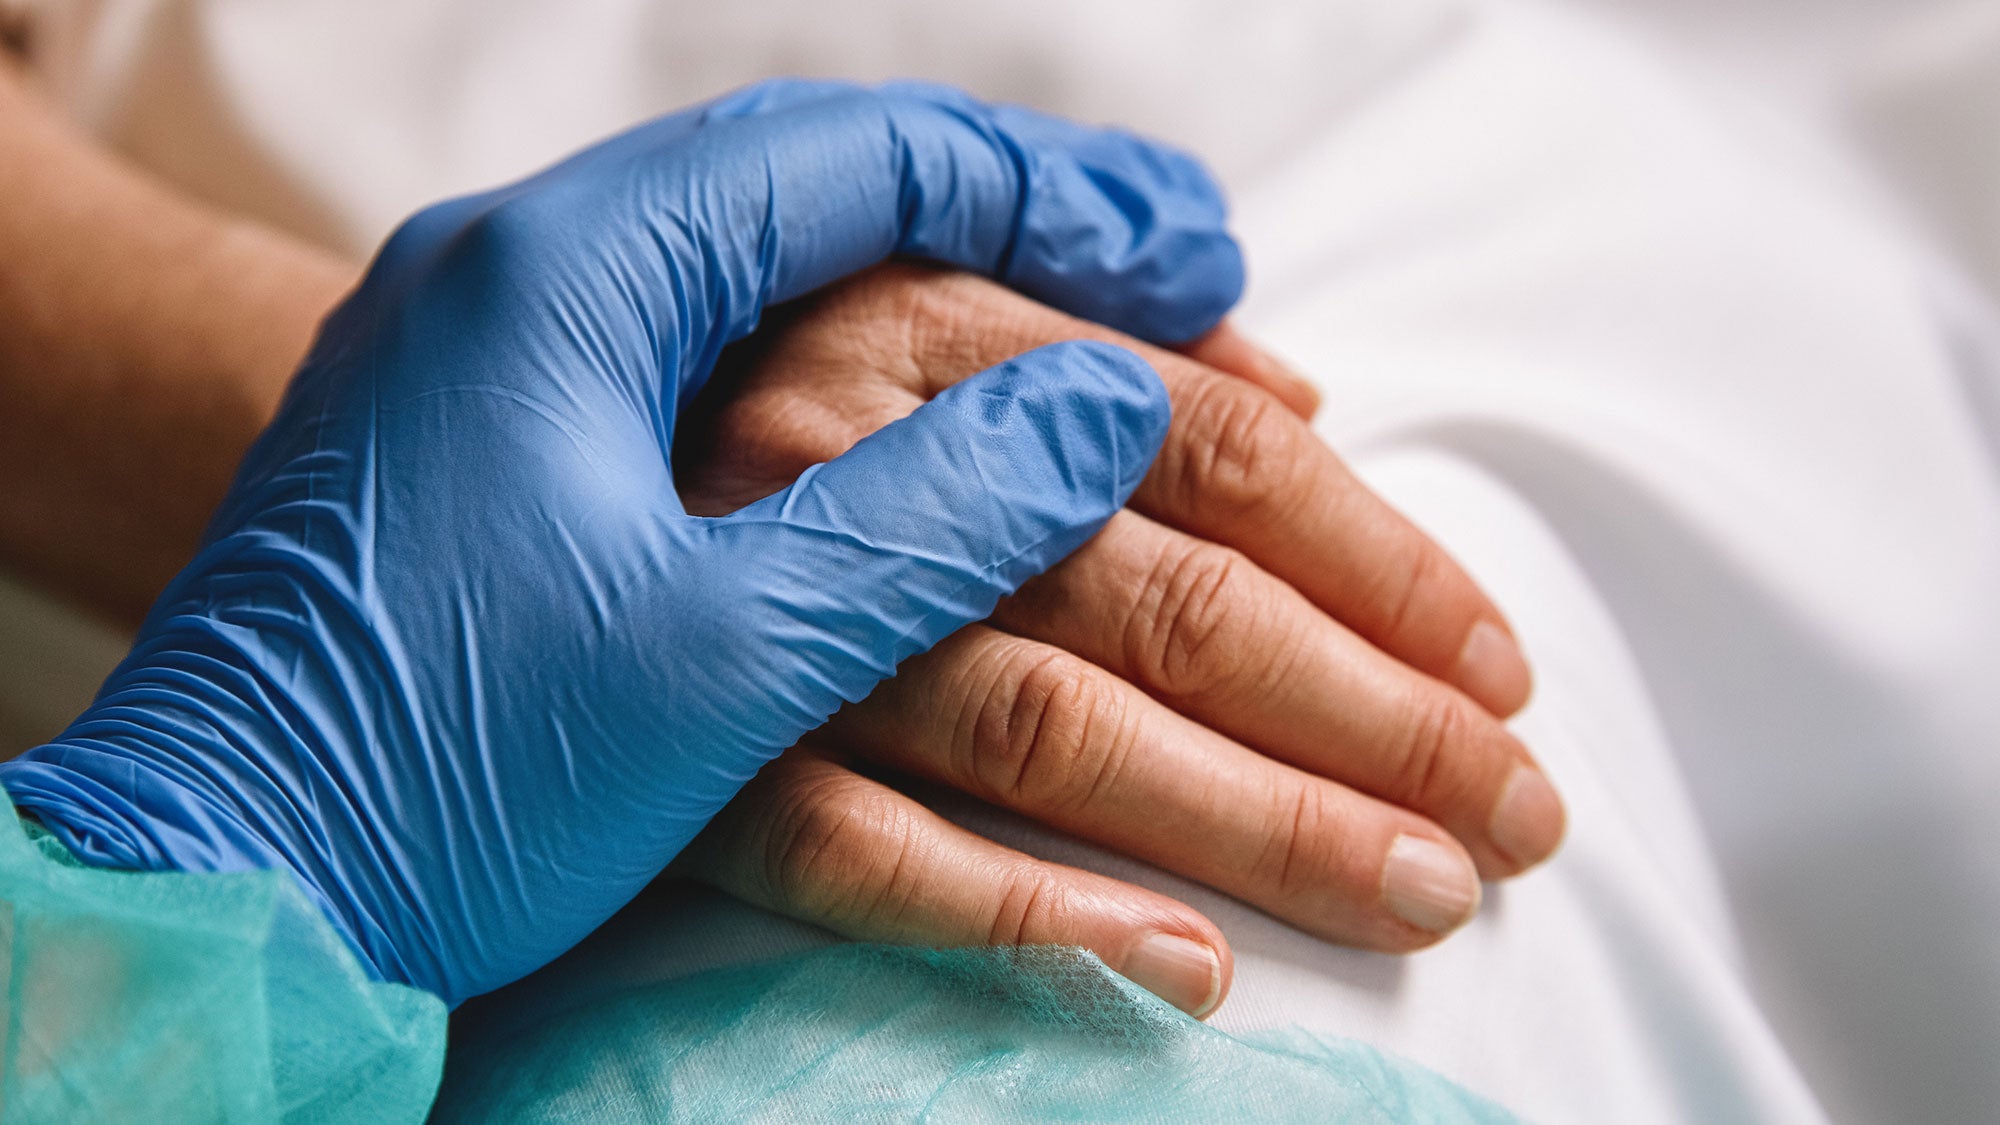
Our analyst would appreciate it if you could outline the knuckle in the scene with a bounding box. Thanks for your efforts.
[1136,541,1255,701]
[970,645,1135,814]
[761,770,919,923]
[1171,377,1309,514]
[983,870,1071,947]
[1392,693,1474,809]
[1367,535,1452,648]
[1253,783,1349,902]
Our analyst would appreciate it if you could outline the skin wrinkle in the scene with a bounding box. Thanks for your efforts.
[1394,692,1469,819]
[1146,540,1252,706]
[762,760,928,935]
[1069,683,1139,831]
[984,865,1056,948]
[1237,607,1311,721]
[1270,777,1330,905]
[1016,651,1101,808]
[889,268,936,395]
[749,272,1322,575]
[936,632,997,768]
[821,789,892,923]
[759,760,861,916]
[1160,374,1296,522]
[1090,524,1323,733]
[768,288,1408,936]
[871,803,929,932]
[976,640,1139,825]
[966,639,1058,803]
[1374,526,1455,665]
[915,271,1060,397]
[1114,528,1180,696]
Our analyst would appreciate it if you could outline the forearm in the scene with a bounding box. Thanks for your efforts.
[0,59,357,622]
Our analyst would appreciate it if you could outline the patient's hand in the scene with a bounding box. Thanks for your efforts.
[671,265,1563,1016]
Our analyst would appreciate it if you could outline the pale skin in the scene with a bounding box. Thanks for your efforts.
[0,54,1562,1018]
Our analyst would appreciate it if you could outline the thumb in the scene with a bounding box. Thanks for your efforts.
[702,340,1169,730]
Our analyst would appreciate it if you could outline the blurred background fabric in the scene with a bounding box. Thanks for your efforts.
[4,1,1998,1120]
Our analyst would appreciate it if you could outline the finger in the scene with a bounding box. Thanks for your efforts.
[993,511,1564,876]
[833,625,1486,950]
[1131,359,1532,715]
[1177,320,1321,421]
[679,747,1233,1017]
[701,341,1166,735]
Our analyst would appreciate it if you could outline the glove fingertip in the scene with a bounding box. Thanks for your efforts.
[1007,149,1245,342]
[1130,233,1246,345]
[1009,339,1172,502]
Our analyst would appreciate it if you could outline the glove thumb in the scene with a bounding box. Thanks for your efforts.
[701,340,1169,736]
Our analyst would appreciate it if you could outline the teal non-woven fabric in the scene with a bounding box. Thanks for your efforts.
[2,786,1507,1122]
[436,943,1516,1123]
[0,802,445,1122]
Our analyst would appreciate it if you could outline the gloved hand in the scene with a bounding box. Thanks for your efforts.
[0,80,1242,1006]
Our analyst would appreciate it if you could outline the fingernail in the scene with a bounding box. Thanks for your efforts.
[1124,933,1223,1018]
[1382,835,1481,934]
[1490,765,1565,869]
[1454,620,1532,715]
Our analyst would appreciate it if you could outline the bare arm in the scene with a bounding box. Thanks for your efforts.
[0,56,355,622]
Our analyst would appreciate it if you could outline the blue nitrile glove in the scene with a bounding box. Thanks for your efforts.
[0,80,1242,1006]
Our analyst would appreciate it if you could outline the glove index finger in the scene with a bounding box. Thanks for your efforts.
[706,340,1169,720]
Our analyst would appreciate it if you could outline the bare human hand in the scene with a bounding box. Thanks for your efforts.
[671,265,1563,1017]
